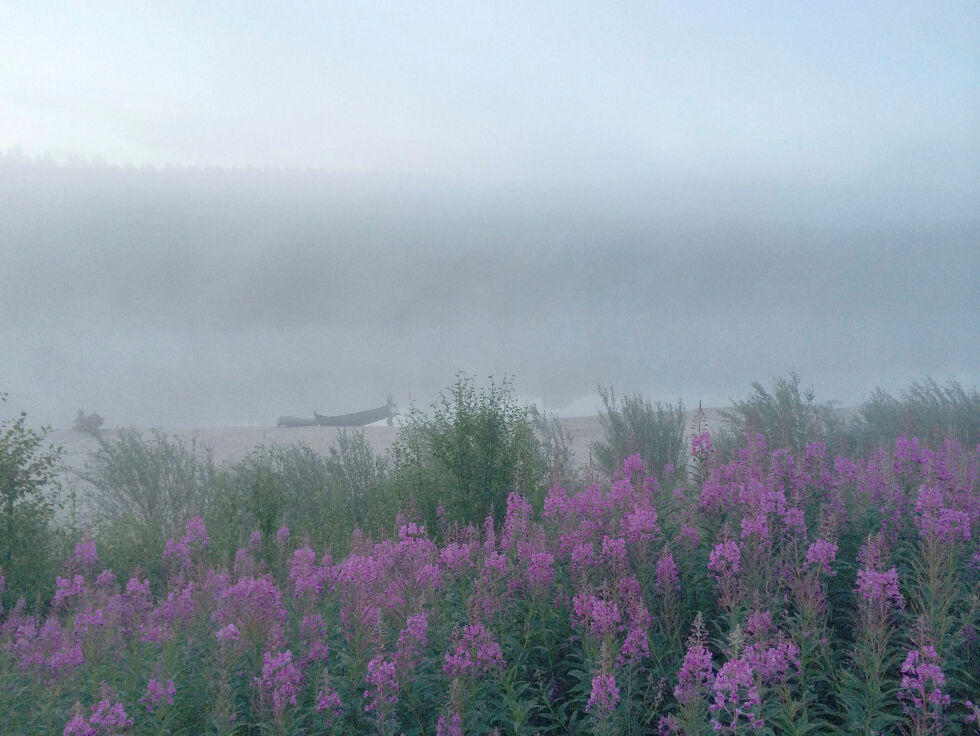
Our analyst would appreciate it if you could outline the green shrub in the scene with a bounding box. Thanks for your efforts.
[717,372,840,456]
[0,394,65,611]
[77,428,217,584]
[853,378,978,452]
[592,385,686,479]
[531,405,580,490]
[211,431,390,562]
[387,374,547,530]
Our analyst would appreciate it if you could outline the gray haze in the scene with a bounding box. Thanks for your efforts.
[1,3,978,425]
[1,158,976,427]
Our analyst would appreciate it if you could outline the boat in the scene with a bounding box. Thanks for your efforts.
[277,416,317,427]
[314,398,395,427]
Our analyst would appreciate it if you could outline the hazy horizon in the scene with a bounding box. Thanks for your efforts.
[2,3,977,427]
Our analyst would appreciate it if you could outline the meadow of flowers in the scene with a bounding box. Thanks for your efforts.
[1,430,978,734]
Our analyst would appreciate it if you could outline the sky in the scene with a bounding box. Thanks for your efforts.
[1,2,978,427]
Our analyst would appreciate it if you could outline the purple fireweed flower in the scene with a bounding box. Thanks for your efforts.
[899,645,950,718]
[914,485,971,542]
[609,478,634,506]
[275,526,290,546]
[160,580,195,626]
[833,455,858,484]
[502,492,533,549]
[708,541,741,577]
[215,623,240,643]
[395,612,428,672]
[616,576,652,629]
[398,521,425,540]
[601,536,628,566]
[436,712,463,736]
[440,542,475,570]
[678,523,699,547]
[571,593,621,637]
[674,643,714,704]
[895,435,928,471]
[745,610,774,641]
[163,538,189,563]
[63,716,97,736]
[73,607,106,636]
[855,567,903,608]
[248,530,262,550]
[53,575,86,607]
[72,540,98,569]
[164,518,210,566]
[482,550,507,578]
[710,658,764,731]
[141,678,176,711]
[49,641,85,672]
[213,575,287,645]
[743,641,800,682]
[780,507,807,537]
[617,627,650,666]
[622,503,660,544]
[965,700,980,726]
[94,569,117,589]
[740,512,770,542]
[364,656,399,712]
[691,431,713,457]
[805,440,827,461]
[301,613,328,642]
[637,473,659,497]
[257,650,304,714]
[183,517,209,547]
[443,623,506,676]
[202,569,230,599]
[315,689,343,722]
[89,699,134,729]
[570,482,607,519]
[289,546,327,598]
[570,542,596,571]
[525,551,555,590]
[623,453,646,477]
[656,551,679,590]
[586,672,620,713]
[804,539,838,576]
[543,486,571,520]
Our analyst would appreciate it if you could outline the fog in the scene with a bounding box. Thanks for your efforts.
[1,157,975,427]
[1,3,977,426]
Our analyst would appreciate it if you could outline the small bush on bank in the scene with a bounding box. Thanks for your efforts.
[531,405,580,490]
[592,385,686,480]
[77,428,218,585]
[0,394,66,611]
[210,431,390,565]
[717,372,843,457]
[386,374,548,532]
[853,378,979,453]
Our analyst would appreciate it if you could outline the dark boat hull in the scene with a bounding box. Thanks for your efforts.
[314,403,393,427]
[278,416,317,427]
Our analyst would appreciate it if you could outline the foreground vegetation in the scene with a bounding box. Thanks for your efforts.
[0,376,977,734]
